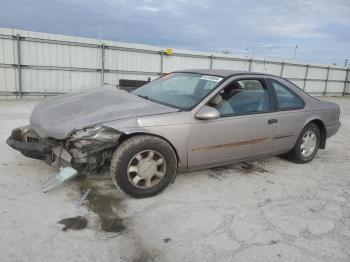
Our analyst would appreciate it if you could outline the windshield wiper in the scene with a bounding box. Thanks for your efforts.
[136,94,151,100]
[135,94,182,110]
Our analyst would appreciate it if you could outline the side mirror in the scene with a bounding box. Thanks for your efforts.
[195,106,220,120]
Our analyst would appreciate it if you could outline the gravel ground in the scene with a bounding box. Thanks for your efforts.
[0,97,349,262]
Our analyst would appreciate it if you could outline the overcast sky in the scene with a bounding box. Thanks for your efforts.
[0,0,349,66]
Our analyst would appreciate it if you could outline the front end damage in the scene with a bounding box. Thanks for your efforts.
[6,125,123,173]
[7,126,53,162]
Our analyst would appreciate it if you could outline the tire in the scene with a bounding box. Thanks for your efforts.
[288,123,320,163]
[110,135,177,198]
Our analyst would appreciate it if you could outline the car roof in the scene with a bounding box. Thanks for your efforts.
[174,69,319,103]
[174,69,268,78]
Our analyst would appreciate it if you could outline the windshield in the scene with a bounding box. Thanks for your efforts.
[132,73,223,110]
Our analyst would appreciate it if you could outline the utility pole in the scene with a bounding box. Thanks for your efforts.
[293,45,298,61]
[16,34,22,98]
[244,48,248,59]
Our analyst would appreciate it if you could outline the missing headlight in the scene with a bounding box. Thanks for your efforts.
[70,126,122,142]
[67,126,123,172]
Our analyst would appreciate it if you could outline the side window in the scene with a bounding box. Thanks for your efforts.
[209,79,270,116]
[270,80,304,110]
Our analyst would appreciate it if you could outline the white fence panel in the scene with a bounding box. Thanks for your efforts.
[212,58,234,70]
[0,67,17,92]
[251,61,282,75]
[329,69,346,81]
[282,65,306,79]
[261,62,281,75]
[304,81,326,94]
[104,49,161,73]
[164,55,210,72]
[308,67,328,80]
[233,60,250,71]
[0,28,348,96]
[213,59,250,71]
[22,68,100,93]
[289,80,304,88]
[326,82,344,95]
[21,42,100,68]
[0,38,16,64]
[251,61,266,73]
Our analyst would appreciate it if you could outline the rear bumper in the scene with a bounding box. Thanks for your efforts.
[6,128,52,161]
[326,121,341,138]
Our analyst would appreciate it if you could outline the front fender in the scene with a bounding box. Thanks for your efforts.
[103,117,189,171]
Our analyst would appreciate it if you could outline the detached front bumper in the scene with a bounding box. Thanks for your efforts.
[6,128,52,161]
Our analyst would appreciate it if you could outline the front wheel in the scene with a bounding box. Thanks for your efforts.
[288,123,320,163]
[110,135,177,198]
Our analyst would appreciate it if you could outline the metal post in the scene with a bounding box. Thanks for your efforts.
[302,64,309,90]
[210,55,213,70]
[343,69,349,96]
[323,67,330,96]
[160,50,164,76]
[16,34,22,98]
[280,62,285,77]
[248,59,253,72]
[100,43,105,86]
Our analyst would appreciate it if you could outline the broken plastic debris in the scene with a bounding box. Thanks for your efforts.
[42,167,78,193]
[76,188,91,207]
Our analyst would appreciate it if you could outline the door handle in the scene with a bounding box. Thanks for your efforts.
[268,119,278,125]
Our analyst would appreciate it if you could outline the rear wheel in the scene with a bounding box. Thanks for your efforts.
[288,123,320,163]
[110,135,177,198]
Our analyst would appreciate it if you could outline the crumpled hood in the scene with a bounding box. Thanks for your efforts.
[30,87,178,139]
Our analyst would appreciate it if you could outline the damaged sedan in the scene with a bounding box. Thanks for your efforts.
[7,69,341,198]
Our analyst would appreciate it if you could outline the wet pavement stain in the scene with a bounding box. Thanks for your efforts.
[162,238,172,243]
[58,216,87,231]
[208,165,236,180]
[100,217,125,232]
[239,161,268,174]
[208,161,268,179]
[76,175,160,260]
[78,176,127,233]
[131,250,156,262]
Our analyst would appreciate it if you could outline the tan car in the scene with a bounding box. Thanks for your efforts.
[7,69,341,198]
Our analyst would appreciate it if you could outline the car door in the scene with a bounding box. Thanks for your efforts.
[187,76,279,169]
[267,78,306,153]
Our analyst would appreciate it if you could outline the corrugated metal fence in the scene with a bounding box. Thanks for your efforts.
[0,28,349,97]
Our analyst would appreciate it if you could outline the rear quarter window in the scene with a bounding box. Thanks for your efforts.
[270,79,304,111]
